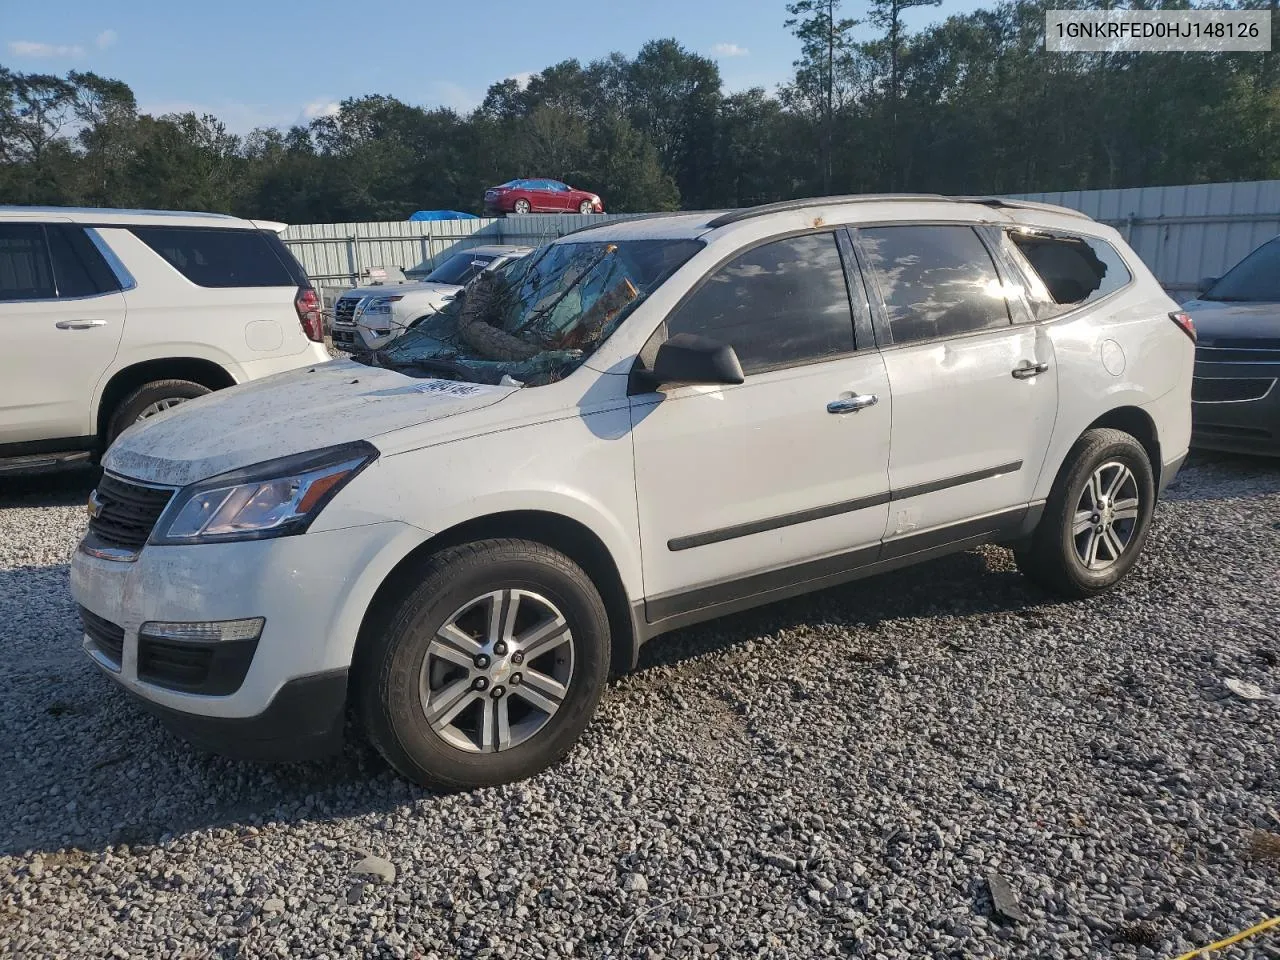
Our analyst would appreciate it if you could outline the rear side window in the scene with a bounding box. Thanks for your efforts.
[0,224,55,300]
[859,225,1012,345]
[664,232,856,375]
[1007,231,1131,316]
[46,225,121,298]
[131,226,297,288]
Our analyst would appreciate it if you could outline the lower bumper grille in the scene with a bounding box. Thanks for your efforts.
[80,607,124,667]
[1192,377,1276,403]
[137,632,259,696]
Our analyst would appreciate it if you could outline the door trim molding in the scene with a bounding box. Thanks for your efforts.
[666,460,1022,552]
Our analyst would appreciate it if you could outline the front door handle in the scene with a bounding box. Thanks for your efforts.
[827,393,879,414]
[1011,361,1049,380]
[55,319,108,330]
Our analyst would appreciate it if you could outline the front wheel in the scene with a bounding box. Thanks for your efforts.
[357,539,610,789]
[578,200,594,215]
[1015,428,1156,599]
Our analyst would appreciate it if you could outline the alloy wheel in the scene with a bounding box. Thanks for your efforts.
[419,589,574,753]
[1072,461,1141,570]
[135,397,189,421]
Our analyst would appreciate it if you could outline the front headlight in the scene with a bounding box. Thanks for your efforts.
[151,442,378,545]
[356,296,402,321]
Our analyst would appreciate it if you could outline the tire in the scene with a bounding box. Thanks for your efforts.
[513,198,531,215]
[106,379,212,446]
[578,200,594,215]
[1014,427,1156,599]
[357,538,610,790]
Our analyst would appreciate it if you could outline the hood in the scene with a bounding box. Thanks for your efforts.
[1182,298,1280,344]
[343,280,462,299]
[103,359,517,487]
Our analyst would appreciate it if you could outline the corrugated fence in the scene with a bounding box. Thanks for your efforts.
[282,180,1280,303]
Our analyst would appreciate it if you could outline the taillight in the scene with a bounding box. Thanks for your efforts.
[1169,310,1196,343]
[296,287,323,342]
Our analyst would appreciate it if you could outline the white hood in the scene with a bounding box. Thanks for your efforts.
[104,359,517,487]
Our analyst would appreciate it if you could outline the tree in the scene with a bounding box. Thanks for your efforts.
[784,0,860,193]
[867,0,942,187]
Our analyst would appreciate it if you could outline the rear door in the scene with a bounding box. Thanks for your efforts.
[630,230,893,623]
[853,222,1058,550]
[0,222,126,445]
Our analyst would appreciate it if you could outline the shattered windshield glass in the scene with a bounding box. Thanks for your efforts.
[360,238,703,386]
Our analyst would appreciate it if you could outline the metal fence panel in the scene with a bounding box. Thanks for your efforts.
[284,181,1280,302]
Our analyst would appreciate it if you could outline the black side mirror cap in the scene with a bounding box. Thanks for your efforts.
[631,333,746,392]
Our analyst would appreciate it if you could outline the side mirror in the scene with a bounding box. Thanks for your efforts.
[635,333,745,391]
[1196,276,1218,295]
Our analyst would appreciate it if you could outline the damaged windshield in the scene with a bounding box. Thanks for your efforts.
[360,238,703,386]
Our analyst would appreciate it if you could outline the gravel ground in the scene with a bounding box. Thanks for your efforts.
[1,455,1278,960]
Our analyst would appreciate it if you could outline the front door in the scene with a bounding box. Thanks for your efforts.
[0,222,126,445]
[854,223,1058,550]
[629,231,893,623]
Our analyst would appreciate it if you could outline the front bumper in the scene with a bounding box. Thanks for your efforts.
[70,520,426,757]
[330,321,393,353]
[1190,358,1280,455]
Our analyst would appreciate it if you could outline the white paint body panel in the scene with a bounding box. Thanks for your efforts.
[70,197,1193,726]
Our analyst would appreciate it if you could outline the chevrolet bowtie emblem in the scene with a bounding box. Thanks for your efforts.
[86,491,103,520]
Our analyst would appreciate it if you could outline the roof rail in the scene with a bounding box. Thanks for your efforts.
[955,196,1094,221]
[705,194,950,228]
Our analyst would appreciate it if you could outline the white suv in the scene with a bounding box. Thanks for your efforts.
[70,195,1194,789]
[329,244,533,353]
[0,207,330,472]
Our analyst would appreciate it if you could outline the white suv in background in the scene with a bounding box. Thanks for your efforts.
[71,194,1194,790]
[329,244,533,353]
[0,207,330,473]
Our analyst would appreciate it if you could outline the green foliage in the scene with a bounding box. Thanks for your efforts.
[1,7,1278,221]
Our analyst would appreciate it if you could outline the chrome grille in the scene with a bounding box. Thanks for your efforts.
[333,297,360,326]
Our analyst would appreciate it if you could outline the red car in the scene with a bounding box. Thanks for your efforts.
[483,179,604,215]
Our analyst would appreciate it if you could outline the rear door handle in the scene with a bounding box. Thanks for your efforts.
[827,393,879,414]
[55,319,108,330]
[1011,361,1049,379]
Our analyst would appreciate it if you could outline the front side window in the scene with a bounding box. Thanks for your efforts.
[1202,236,1280,303]
[0,224,55,301]
[375,238,703,387]
[859,225,1012,345]
[130,227,296,288]
[1007,230,1132,317]
[663,232,856,375]
[425,252,498,286]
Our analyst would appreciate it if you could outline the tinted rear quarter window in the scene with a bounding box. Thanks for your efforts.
[131,227,297,288]
[1007,231,1131,316]
[663,232,856,375]
[0,224,55,300]
[859,225,1011,344]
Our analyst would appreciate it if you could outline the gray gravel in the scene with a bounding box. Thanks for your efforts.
[2,455,1279,959]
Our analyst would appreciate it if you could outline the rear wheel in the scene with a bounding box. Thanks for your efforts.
[357,539,610,789]
[1015,428,1155,598]
[513,198,532,215]
[106,379,212,446]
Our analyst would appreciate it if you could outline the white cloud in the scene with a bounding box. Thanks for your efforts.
[711,42,750,57]
[425,80,482,113]
[7,40,85,59]
[303,99,341,120]
[95,29,118,50]
[506,71,535,90]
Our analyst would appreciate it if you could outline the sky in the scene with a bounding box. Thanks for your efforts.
[0,0,981,134]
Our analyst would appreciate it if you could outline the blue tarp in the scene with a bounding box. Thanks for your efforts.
[407,210,480,222]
